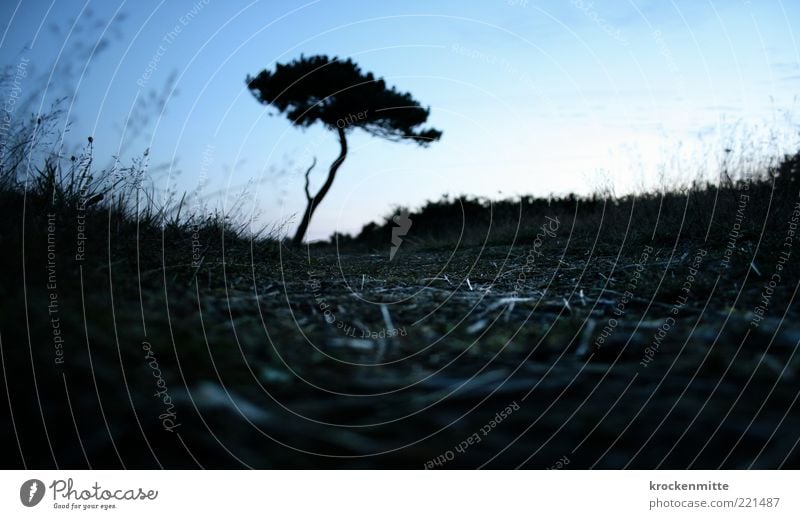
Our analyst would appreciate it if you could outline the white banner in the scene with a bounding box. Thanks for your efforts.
[1,470,797,518]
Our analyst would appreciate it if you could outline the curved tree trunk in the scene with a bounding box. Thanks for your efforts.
[292,126,348,245]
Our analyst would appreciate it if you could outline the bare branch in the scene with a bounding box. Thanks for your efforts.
[303,156,316,203]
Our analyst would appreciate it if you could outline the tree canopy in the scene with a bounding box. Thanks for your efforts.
[246,54,441,145]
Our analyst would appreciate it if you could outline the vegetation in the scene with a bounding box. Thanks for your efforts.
[2,97,800,468]
[339,151,800,256]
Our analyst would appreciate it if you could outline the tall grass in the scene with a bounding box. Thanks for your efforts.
[0,104,280,289]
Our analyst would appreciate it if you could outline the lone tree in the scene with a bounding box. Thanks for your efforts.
[247,55,442,244]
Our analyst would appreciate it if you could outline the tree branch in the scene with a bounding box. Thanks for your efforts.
[303,156,316,203]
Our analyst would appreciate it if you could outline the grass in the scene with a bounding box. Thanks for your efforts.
[2,110,800,468]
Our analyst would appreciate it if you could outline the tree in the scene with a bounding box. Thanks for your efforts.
[246,55,442,244]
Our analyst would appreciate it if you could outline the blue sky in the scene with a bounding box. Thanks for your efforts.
[2,0,799,240]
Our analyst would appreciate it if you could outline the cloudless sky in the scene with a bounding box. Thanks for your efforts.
[2,0,799,240]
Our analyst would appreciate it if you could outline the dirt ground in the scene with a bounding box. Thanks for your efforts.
[4,233,800,469]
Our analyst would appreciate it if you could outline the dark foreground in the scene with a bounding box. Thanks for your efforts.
[3,226,799,468]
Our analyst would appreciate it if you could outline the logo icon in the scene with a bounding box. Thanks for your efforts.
[20,479,45,507]
[390,211,412,261]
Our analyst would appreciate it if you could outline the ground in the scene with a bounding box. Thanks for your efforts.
[6,226,797,469]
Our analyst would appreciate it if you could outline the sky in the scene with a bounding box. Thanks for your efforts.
[1,0,799,240]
